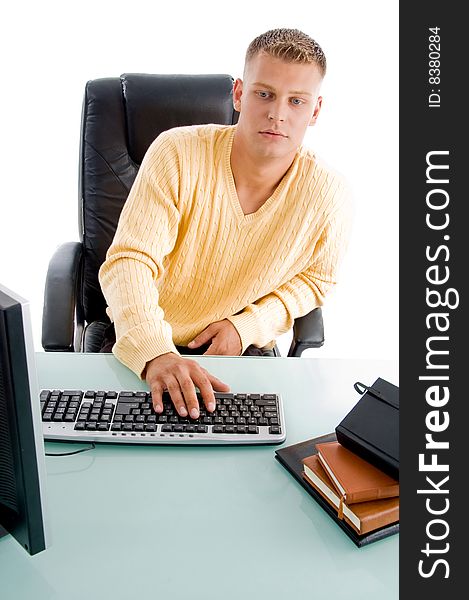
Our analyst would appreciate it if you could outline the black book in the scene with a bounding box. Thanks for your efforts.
[335,378,399,479]
[274,433,399,547]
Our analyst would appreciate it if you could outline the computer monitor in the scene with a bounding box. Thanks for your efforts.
[0,283,49,555]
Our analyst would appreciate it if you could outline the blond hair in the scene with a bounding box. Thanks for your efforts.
[245,28,327,77]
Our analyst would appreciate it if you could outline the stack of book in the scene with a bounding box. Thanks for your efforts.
[302,441,399,536]
[275,431,400,547]
[275,378,399,546]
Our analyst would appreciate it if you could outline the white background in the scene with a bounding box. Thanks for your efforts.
[0,0,398,359]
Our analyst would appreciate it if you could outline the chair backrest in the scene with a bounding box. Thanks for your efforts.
[79,73,238,324]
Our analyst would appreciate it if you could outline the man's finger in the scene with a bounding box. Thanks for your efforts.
[150,382,165,414]
[165,378,189,417]
[192,370,216,412]
[188,324,216,348]
[178,377,201,419]
[208,373,231,394]
[202,341,219,356]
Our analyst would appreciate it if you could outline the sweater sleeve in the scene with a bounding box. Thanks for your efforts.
[98,133,182,378]
[227,190,353,351]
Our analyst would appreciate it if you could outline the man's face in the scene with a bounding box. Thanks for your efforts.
[233,52,323,161]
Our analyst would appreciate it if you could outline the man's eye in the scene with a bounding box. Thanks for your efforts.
[291,98,304,106]
[257,91,270,98]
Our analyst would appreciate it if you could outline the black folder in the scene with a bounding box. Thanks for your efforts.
[335,377,399,479]
[274,433,399,547]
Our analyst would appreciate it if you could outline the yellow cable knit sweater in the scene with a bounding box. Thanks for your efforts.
[99,124,353,378]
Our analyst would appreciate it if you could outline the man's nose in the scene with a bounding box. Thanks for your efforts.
[268,100,285,122]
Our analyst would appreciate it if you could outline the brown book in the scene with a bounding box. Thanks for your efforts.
[315,441,399,504]
[302,455,399,535]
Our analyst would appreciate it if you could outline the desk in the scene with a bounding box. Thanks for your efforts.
[0,353,399,600]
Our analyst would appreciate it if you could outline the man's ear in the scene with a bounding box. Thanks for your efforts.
[233,78,243,112]
[309,96,323,126]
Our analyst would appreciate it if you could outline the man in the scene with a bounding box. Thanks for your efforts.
[99,28,352,420]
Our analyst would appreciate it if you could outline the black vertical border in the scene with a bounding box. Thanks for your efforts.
[400,3,465,596]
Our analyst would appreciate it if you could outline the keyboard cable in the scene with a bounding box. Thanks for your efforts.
[45,443,96,457]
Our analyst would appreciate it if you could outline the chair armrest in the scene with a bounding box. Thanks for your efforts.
[288,307,325,357]
[42,242,83,352]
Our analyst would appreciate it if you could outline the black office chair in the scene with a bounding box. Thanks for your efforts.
[41,73,324,357]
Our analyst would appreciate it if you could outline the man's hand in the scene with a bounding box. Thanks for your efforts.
[145,352,230,419]
[188,319,242,356]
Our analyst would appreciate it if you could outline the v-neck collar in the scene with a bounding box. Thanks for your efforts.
[222,126,299,224]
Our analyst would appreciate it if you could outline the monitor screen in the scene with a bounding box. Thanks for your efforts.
[0,284,49,555]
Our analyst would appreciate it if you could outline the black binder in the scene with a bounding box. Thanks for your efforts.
[274,433,399,547]
[335,377,399,479]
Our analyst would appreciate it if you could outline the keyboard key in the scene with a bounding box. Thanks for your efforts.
[269,426,281,434]
[98,423,110,431]
[235,426,247,434]
[111,423,122,431]
[212,426,224,433]
[248,426,259,434]
[254,398,276,406]
[115,404,133,415]
[144,424,157,432]
[196,425,208,433]
[86,423,97,431]
[161,425,173,432]
[74,422,86,430]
